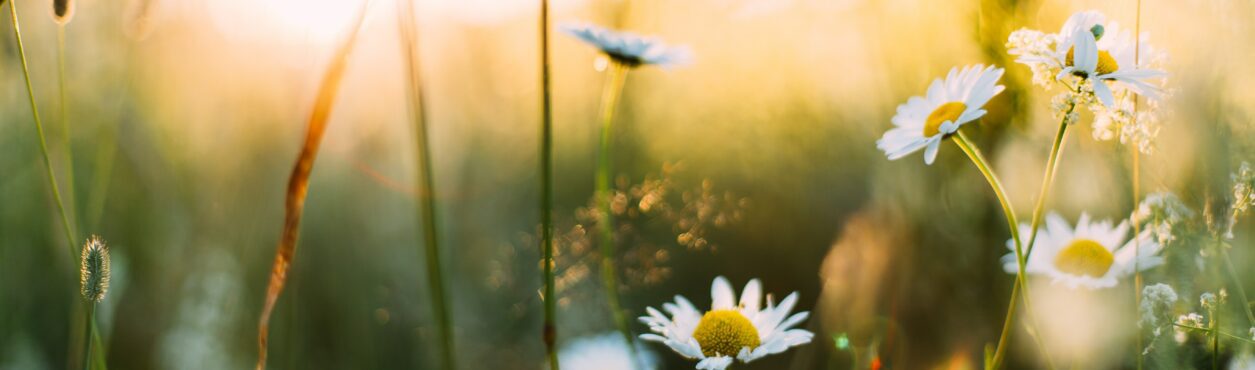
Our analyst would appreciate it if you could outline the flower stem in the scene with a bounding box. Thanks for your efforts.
[10,0,76,274]
[1220,244,1255,326]
[81,302,95,370]
[9,4,106,368]
[538,0,559,368]
[1211,299,1219,370]
[1173,323,1255,344]
[395,1,456,368]
[594,62,637,365]
[952,130,1051,370]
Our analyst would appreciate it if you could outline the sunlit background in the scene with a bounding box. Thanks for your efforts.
[2,0,1254,368]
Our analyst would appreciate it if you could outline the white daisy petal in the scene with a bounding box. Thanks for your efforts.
[1005,211,1164,289]
[712,276,735,310]
[640,277,813,367]
[696,356,733,370]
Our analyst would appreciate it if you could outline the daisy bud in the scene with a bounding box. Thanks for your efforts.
[1089,24,1104,41]
[80,236,111,303]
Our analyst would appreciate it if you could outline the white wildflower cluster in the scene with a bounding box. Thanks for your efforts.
[1230,162,1255,239]
[1049,89,1087,125]
[1006,28,1062,88]
[1139,283,1178,336]
[1090,95,1165,154]
[1200,290,1226,310]
[1007,11,1170,153]
[1133,191,1194,245]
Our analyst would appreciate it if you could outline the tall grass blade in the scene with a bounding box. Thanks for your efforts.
[254,2,370,369]
[539,0,560,368]
[395,1,457,368]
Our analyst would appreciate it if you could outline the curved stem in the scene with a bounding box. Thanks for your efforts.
[594,62,637,365]
[1023,119,1071,257]
[11,0,76,270]
[538,1,559,368]
[952,130,1052,370]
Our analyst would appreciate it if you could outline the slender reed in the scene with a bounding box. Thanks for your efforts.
[538,0,560,368]
[56,21,80,233]
[952,130,1048,370]
[254,3,370,369]
[8,3,106,368]
[1129,3,1146,368]
[592,61,637,362]
[395,1,456,368]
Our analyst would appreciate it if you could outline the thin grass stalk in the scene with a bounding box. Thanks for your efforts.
[8,3,106,368]
[1220,244,1255,326]
[81,302,95,370]
[594,62,637,364]
[395,1,456,368]
[952,130,1049,370]
[539,0,559,368]
[1131,2,1145,368]
[254,3,370,369]
[9,0,76,276]
[1211,299,1219,370]
[56,24,80,233]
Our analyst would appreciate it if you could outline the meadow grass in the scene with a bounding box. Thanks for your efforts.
[539,0,560,368]
[395,0,457,368]
[7,0,106,368]
[593,61,637,365]
[254,2,370,369]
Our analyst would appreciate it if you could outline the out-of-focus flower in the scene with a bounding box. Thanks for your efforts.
[1230,162,1255,239]
[1232,351,1255,370]
[558,333,659,370]
[1133,191,1194,245]
[876,64,1005,165]
[1090,94,1164,154]
[1009,11,1167,106]
[561,22,693,68]
[1139,283,1178,336]
[1003,212,1161,289]
[1200,290,1227,310]
[639,277,813,369]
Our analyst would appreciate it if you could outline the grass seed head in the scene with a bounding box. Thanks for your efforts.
[80,235,110,303]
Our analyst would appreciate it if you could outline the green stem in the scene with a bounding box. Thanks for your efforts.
[10,0,76,271]
[1220,245,1255,327]
[57,24,80,233]
[82,302,95,370]
[9,3,108,368]
[1212,302,1219,370]
[594,62,637,365]
[395,1,456,368]
[952,130,1050,370]
[539,1,559,368]
[1173,323,1255,344]
[1023,114,1073,257]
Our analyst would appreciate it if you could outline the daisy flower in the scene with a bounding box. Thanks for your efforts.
[876,64,1005,165]
[1002,212,1162,289]
[560,22,693,68]
[639,276,812,370]
[558,333,659,370]
[1010,11,1167,107]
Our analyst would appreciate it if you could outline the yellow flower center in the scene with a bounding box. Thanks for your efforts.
[692,310,761,357]
[924,102,967,137]
[1053,239,1115,278]
[1065,47,1120,76]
